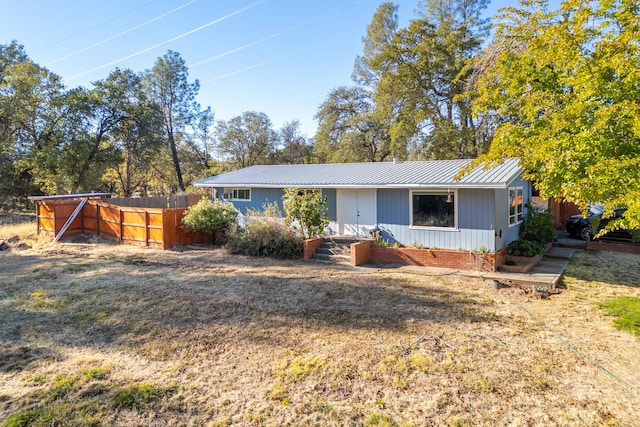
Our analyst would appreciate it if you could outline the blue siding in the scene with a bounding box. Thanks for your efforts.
[376,188,496,251]
[218,187,335,222]
[323,189,337,221]
[496,177,532,250]
[218,187,284,214]
[212,181,529,252]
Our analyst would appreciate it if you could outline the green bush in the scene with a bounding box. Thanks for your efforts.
[508,239,546,257]
[518,205,556,243]
[226,205,302,259]
[181,198,239,242]
[283,188,329,239]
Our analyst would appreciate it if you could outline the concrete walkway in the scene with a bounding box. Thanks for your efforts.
[472,246,575,290]
[365,244,579,290]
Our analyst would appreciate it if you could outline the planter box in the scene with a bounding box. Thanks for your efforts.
[498,254,543,273]
[587,240,640,254]
[351,241,504,272]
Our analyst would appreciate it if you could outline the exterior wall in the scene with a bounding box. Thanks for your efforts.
[323,188,337,234]
[218,187,336,221]
[377,188,496,251]
[351,240,506,272]
[216,181,529,252]
[219,187,283,214]
[495,176,532,250]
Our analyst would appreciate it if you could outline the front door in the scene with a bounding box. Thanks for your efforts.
[336,189,377,236]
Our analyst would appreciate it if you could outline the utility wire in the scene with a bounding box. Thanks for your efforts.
[191,4,348,69]
[34,0,157,53]
[196,0,362,84]
[66,0,264,82]
[201,51,301,84]
[47,0,199,67]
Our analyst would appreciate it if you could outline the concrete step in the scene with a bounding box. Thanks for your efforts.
[545,246,575,259]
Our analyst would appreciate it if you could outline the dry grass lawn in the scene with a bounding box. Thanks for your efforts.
[1,224,640,426]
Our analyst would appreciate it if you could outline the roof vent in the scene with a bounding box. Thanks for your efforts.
[393,158,397,165]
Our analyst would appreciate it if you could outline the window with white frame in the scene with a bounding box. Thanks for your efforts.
[509,187,523,226]
[224,188,251,201]
[411,191,456,228]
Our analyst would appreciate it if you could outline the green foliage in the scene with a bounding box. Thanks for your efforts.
[181,199,238,240]
[372,240,401,248]
[519,205,555,244]
[314,86,393,163]
[143,50,201,192]
[597,296,640,337]
[115,382,176,413]
[217,111,279,168]
[4,408,53,427]
[508,240,545,257]
[282,188,329,240]
[468,0,640,232]
[373,0,491,159]
[226,204,302,259]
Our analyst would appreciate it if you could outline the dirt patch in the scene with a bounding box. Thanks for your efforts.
[0,243,639,425]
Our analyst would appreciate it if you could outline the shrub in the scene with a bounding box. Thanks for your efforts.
[181,198,239,242]
[226,205,302,259]
[508,239,546,257]
[282,188,329,239]
[518,205,555,243]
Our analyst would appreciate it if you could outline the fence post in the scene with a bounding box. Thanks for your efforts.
[119,208,124,242]
[145,211,149,247]
[36,202,41,236]
[96,204,100,237]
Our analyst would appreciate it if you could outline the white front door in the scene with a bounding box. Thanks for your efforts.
[336,189,377,236]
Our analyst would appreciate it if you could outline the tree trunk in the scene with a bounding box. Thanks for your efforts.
[168,130,185,191]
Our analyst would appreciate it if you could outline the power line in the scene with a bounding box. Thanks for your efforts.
[34,0,157,54]
[47,0,199,67]
[200,52,296,84]
[66,0,264,83]
[196,0,361,83]
[191,7,339,69]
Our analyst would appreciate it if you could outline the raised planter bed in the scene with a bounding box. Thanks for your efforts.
[498,254,543,273]
[350,240,506,272]
[587,240,640,254]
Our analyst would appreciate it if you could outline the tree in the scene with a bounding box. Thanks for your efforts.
[352,2,398,88]
[2,59,69,194]
[143,50,200,191]
[0,42,41,207]
[467,0,640,232]
[104,69,164,197]
[283,188,329,239]
[217,111,278,168]
[373,0,491,159]
[314,86,393,162]
[279,120,312,164]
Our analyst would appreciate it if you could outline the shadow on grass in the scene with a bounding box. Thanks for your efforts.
[0,246,494,367]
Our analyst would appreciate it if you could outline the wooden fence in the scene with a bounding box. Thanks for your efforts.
[35,195,207,249]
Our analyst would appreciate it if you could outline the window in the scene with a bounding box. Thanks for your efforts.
[224,188,251,201]
[411,191,456,228]
[509,187,523,226]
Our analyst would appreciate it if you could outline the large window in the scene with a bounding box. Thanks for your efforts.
[411,191,456,228]
[509,187,523,226]
[224,188,251,201]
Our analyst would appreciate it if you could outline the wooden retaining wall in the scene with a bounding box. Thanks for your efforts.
[36,196,207,249]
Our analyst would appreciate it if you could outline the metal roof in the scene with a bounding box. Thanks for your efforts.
[193,159,523,189]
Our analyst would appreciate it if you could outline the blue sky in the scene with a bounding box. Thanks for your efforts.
[2,0,520,138]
